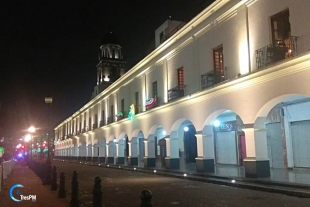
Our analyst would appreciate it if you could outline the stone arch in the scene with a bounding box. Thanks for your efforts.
[145,125,166,168]
[167,118,197,170]
[116,132,128,164]
[202,109,245,170]
[254,94,310,172]
[128,129,145,166]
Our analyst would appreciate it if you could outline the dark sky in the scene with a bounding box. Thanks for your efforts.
[0,0,214,139]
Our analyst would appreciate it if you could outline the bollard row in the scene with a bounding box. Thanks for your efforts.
[27,160,154,206]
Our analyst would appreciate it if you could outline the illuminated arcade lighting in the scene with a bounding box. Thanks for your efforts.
[98,164,101,166]
[113,138,117,142]
[134,167,136,170]
[119,166,121,168]
[231,180,236,183]
[184,126,189,132]
[183,173,187,177]
[213,120,221,127]
[107,165,110,167]
[162,131,166,136]
[154,170,157,173]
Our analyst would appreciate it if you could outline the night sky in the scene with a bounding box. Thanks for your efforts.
[0,0,214,139]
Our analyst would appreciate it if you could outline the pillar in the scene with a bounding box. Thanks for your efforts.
[243,124,270,178]
[107,141,115,164]
[128,138,138,166]
[196,128,215,173]
[144,137,156,168]
[116,141,125,164]
[99,142,106,163]
[165,135,180,169]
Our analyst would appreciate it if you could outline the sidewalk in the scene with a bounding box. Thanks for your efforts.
[0,163,70,207]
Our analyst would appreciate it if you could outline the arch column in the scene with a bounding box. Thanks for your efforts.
[243,123,270,178]
[116,141,125,164]
[107,141,115,164]
[93,144,99,162]
[196,126,215,173]
[144,137,156,168]
[86,144,92,161]
[99,142,106,163]
[165,135,180,169]
[128,138,138,166]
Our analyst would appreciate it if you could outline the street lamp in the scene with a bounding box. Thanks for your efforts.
[43,96,53,185]
[45,97,52,162]
[28,126,36,160]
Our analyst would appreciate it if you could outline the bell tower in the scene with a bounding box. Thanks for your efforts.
[91,32,126,99]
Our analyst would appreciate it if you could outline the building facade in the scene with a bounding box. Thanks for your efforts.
[55,0,310,178]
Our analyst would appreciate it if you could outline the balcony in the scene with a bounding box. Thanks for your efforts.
[168,85,184,102]
[256,36,298,69]
[107,116,114,124]
[99,120,105,127]
[201,70,226,90]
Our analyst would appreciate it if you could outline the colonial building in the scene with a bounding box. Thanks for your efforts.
[54,0,310,179]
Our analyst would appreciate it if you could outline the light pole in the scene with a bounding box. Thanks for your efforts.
[45,97,53,163]
[43,96,53,185]
[28,126,35,160]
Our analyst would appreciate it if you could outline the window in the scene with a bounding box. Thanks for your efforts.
[160,31,164,43]
[213,45,225,83]
[101,110,105,125]
[110,105,114,122]
[152,81,158,98]
[177,67,184,90]
[121,99,125,114]
[88,117,91,130]
[271,9,290,47]
[135,92,139,113]
[94,114,98,128]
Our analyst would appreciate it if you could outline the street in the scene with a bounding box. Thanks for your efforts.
[53,160,310,207]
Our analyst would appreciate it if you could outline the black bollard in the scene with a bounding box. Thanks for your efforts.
[40,163,44,180]
[92,176,102,207]
[51,166,58,190]
[58,172,66,198]
[43,162,52,185]
[140,190,153,207]
[70,171,79,207]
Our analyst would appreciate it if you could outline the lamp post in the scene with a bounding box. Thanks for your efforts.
[28,126,35,160]
[43,96,53,185]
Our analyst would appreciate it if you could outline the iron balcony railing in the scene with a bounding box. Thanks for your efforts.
[256,36,298,69]
[168,85,185,102]
[99,120,105,127]
[201,70,226,90]
[107,116,114,124]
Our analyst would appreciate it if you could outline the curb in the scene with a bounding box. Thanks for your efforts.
[54,159,310,198]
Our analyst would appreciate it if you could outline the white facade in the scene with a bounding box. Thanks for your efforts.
[55,0,310,178]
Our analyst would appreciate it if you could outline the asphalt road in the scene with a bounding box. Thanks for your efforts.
[53,160,310,207]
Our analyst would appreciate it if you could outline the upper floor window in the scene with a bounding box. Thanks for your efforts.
[213,45,224,76]
[152,81,158,98]
[271,9,290,47]
[121,99,125,114]
[177,67,184,90]
[135,92,139,113]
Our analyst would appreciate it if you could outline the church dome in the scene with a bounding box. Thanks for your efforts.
[101,32,120,45]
